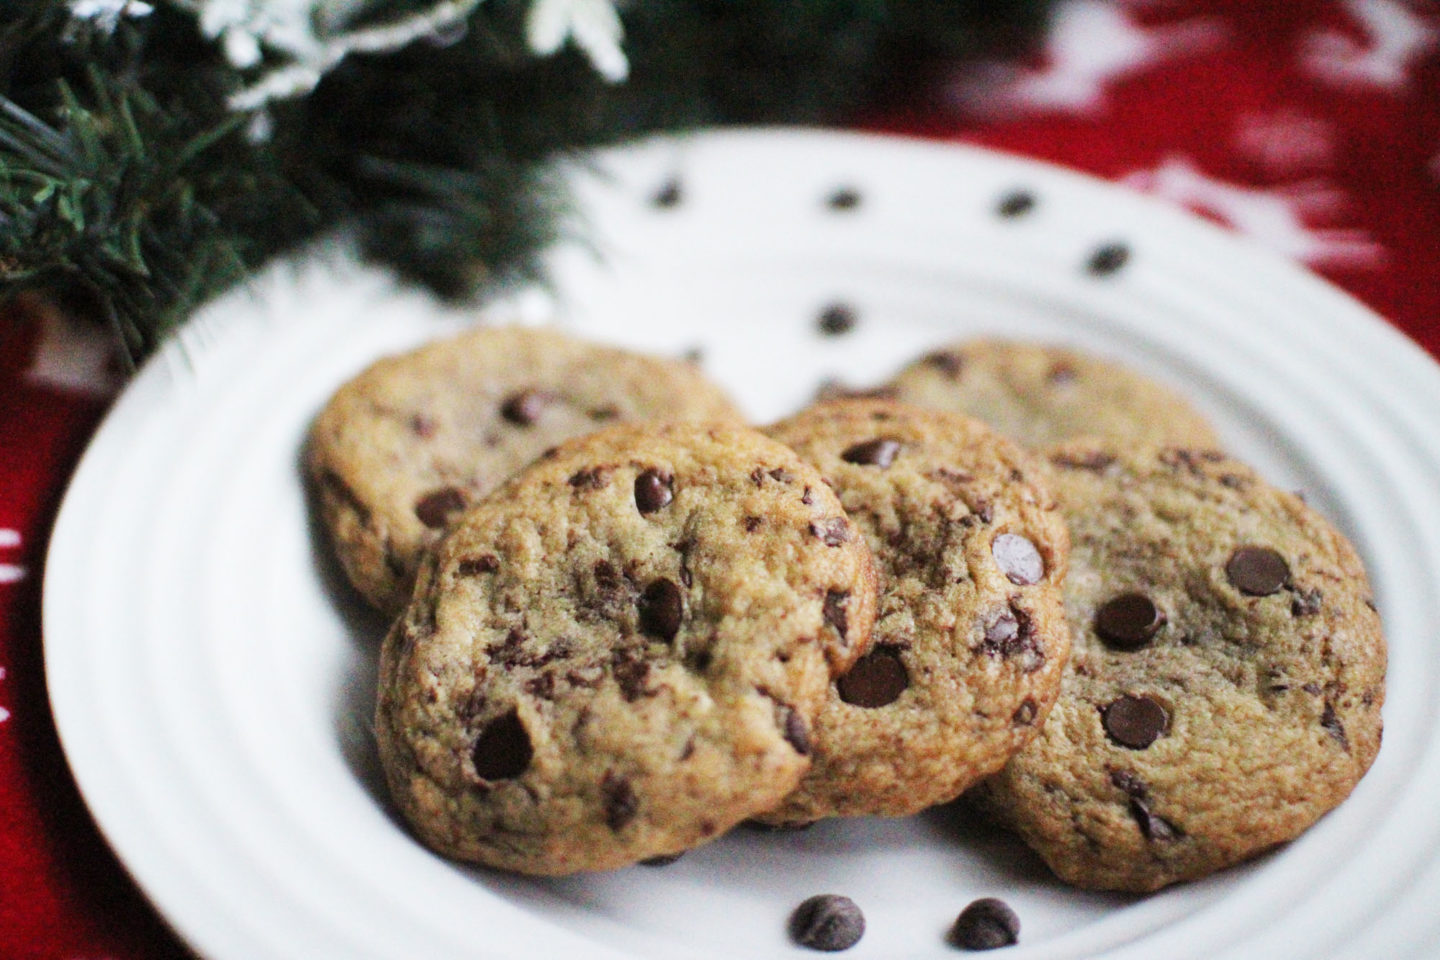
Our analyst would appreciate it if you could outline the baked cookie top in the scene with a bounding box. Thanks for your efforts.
[307,325,742,614]
[973,441,1386,892]
[374,422,879,874]
[882,339,1221,450]
[758,400,1071,822]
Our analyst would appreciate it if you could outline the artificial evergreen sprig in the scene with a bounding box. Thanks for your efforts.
[1,0,1054,368]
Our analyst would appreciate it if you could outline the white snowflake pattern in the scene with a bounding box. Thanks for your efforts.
[1300,0,1440,91]
[1124,155,1387,270]
[945,0,1228,116]
[526,0,627,82]
[1234,108,1336,174]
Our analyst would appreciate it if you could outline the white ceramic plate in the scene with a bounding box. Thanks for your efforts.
[45,129,1440,960]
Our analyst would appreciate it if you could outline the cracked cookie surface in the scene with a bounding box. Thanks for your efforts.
[375,422,879,874]
[883,339,1221,450]
[972,440,1386,892]
[758,400,1071,822]
[307,326,742,614]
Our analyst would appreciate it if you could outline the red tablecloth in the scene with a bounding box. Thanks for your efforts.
[3,2,1438,957]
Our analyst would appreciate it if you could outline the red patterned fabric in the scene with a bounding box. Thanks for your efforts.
[2,2,1437,956]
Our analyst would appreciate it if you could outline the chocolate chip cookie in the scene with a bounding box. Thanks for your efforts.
[307,326,742,614]
[375,422,880,874]
[757,400,1071,823]
[972,441,1386,892]
[883,339,1221,450]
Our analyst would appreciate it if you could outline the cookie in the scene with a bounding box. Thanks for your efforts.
[757,400,1071,822]
[307,326,743,614]
[882,339,1221,450]
[972,441,1386,892]
[374,422,880,874]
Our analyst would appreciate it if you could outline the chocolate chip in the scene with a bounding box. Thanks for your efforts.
[638,578,684,641]
[501,389,550,426]
[409,413,437,437]
[1087,241,1130,275]
[817,303,857,337]
[837,648,908,708]
[924,350,964,377]
[744,515,764,532]
[841,438,900,467]
[1012,698,1038,725]
[790,894,865,952]
[457,554,499,576]
[414,487,466,528]
[1321,701,1349,750]
[1291,587,1323,617]
[823,590,850,643]
[634,469,674,514]
[1102,694,1169,749]
[826,187,862,210]
[471,710,532,780]
[992,533,1044,585]
[950,897,1020,950]
[981,607,1042,670]
[1109,769,1146,797]
[612,649,652,701]
[1226,546,1290,596]
[652,178,682,208]
[568,466,610,489]
[810,518,851,546]
[778,703,811,755]
[1094,593,1166,650]
[640,852,684,867]
[1129,797,1182,842]
[996,190,1035,218]
[602,772,639,830]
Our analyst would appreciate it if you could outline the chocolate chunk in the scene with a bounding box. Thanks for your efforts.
[1094,593,1166,650]
[638,578,684,641]
[1226,546,1290,596]
[817,304,857,337]
[837,648,908,708]
[457,554,499,576]
[1087,241,1131,276]
[823,590,850,643]
[768,467,795,483]
[1012,698,1038,725]
[1109,769,1147,797]
[634,469,674,514]
[500,389,550,426]
[841,438,901,468]
[414,487,466,528]
[810,518,851,546]
[924,350,964,377]
[997,190,1035,218]
[950,897,1020,950]
[981,606,1042,670]
[652,178,682,208]
[1102,694,1169,749]
[471,710,532,780]
[744,516,764,532]
[778,703,812,755]
[826,187,862,211]
[789,894,865,952]
[640,852,684,867]
[1129,796,1182,842]
[601,772,639,830]
[1321,701,1349,750]
[992,533,1044,585]
[1291,587,1323,617]
[568,466,610,489]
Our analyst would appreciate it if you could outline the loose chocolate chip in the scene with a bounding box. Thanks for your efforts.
[640,852,684,867]
[826,187,862,210]
[602,772,639,830]
[1087,241,1131,276]
[415,487,467,528]
[638,578,684,641]
[992,533,1044,585]
[817,303,857,337]
[950,897,1020,950]
[1321,701,1350,750]
[634,469,674,514]
[1094,593,1166,650]
[841,438,901,467]
[810,518,851,546]
[924,350,964,377]
[1012,698,1038,725]
[471,710,532,780]
[1129,796,1182,842]
[837,648,908,708]
[1102,694,1169,749]
[457,554,499,576]
[823,590,850,643]
[790,894,865,952]
[996,190,1035,218]
[779,703,812,755]
[1226,546,1290,596]
[501,389,550,426]
[652,178,683,208]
